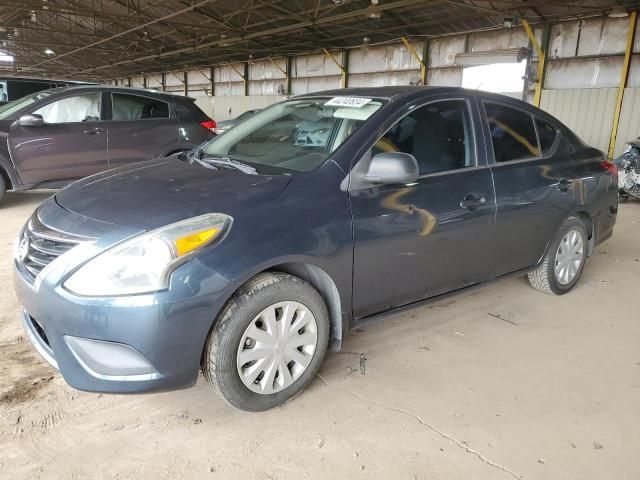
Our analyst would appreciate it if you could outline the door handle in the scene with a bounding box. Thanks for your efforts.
[82,127,104,135]
[557,178,573,192]
[460,193,487,210]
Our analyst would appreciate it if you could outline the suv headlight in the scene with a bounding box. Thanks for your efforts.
[64,213,232,296]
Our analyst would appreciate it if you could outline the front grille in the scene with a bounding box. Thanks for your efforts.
[16,214,82,285]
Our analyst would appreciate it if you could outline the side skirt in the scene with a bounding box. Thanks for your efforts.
[352,265,535,330]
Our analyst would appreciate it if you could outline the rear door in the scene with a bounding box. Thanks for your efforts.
[350,96,497,318]
[8,91,107,185]
[105,91,179,168]
[482,100,576,275]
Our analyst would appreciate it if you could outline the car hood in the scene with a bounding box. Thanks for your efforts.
[55,157,291,230]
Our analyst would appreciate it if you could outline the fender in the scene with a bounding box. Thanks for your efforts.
[535,209,597,268]
[213,255,350,352]
[0,151,23,190]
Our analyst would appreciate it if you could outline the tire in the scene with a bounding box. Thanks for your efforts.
[0,174,5,203]
[202,272,330,411]
[527,217,588,295]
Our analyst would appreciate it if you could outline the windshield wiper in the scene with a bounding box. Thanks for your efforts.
[198,154,258,175]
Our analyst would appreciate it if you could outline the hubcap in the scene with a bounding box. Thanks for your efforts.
[554,229,584,285]
[236,301,318,395]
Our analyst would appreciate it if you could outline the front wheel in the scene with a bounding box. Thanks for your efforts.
[527,217,588,295]
[202,272,330,411]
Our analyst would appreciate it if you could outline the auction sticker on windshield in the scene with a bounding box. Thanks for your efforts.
[325,97,372,108]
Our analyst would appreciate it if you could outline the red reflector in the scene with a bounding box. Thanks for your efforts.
[601,160,618,178]
[200,120,217,130]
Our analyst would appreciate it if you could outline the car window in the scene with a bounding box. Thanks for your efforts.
[485,102,539,162]
[536,118,559,155]
[112,93,169,120]
[201,97,384,174]
[372,100,475,175]
[0,90,53,119]
[33,93,101,124]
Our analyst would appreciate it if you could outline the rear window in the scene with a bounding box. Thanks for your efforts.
[485,102,539,162]
[112,93,169,120]
[536,118,559,155]
[174,99,210,122]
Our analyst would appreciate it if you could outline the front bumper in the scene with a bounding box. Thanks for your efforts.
[14,257,235,394]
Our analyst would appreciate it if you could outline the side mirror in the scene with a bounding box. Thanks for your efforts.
[364,152,419,185]
[17,114,44,127]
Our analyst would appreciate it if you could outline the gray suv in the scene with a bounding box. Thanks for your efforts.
[13,87,618,411]
[0,85,215,202]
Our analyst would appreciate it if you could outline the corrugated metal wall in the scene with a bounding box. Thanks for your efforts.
[615,87,640,155]
[195,95,285,121]
[115,14,640,153]
[540,88,618,153]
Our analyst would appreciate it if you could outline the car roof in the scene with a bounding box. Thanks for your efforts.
[50,84,193,101]
[297,86,539,112]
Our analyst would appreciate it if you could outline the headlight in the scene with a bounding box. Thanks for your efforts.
[64,213,232,296]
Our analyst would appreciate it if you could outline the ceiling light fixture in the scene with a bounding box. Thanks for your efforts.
[365,0,381,19]
[44,48,55,55]
[609,7,629,18]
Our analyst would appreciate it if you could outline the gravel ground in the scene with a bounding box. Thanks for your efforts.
[1,190,639,480]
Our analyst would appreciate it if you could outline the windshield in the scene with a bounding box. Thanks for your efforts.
[0,90,53,120]
[200,96,384,174]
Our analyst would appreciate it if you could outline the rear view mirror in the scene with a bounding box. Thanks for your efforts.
[18,114,44,127]
[364,152,419,185]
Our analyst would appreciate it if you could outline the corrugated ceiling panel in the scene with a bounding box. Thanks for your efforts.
[614,87,640,157]
[540,88,617,152]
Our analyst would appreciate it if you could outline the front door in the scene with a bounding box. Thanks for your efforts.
[9,92,107,185]
[350,98,496,319]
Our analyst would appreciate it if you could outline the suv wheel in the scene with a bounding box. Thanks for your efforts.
[527,217,588,295]
[202,272,329,411]
[0,175,5,203]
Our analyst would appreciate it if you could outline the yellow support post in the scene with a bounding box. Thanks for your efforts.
[322,48,347,88]
[401,37,426,85]
[608,11,637,158]
[522,19,545,108]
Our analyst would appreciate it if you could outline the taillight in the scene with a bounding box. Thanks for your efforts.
[200,120,217,131]
[601,159,618,179]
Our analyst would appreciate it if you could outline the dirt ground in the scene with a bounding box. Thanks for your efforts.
[1,191,639,480]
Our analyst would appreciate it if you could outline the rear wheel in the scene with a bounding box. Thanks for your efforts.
[202,272,329,411]
[527,217,588,295]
